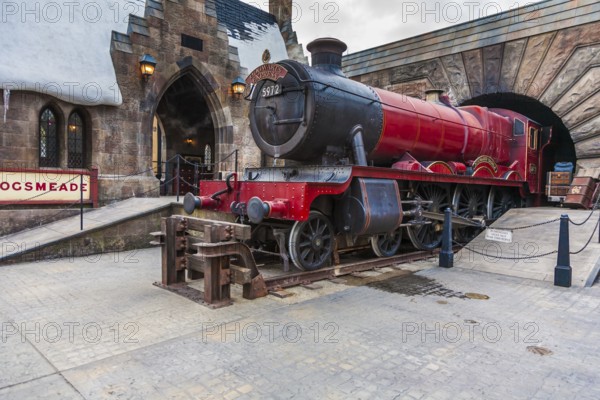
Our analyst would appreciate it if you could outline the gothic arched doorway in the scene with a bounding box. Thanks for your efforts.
[153,73,217,195]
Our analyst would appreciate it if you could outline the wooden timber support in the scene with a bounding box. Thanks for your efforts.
[151,215,267,308]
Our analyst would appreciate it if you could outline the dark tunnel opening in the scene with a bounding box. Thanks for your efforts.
[461,92,577,167]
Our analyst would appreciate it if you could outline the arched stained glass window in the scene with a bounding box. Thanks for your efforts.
[67,112,85,168]
[39,108,59,167]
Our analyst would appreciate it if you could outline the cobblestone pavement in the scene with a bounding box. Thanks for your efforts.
[1,248,599,399]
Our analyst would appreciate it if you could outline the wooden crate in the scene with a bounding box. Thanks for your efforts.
[564,177,598,209]
[547,171,572,186]
[546,185,569,196]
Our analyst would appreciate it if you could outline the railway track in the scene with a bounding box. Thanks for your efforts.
[263,248,443,291]
[154,244,446,308]
[152,215,455,308]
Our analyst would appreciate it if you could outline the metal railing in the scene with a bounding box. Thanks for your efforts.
[154,150,239,201]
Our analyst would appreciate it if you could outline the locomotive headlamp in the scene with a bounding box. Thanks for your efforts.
[139,54,157,81]
[231,76,247,96]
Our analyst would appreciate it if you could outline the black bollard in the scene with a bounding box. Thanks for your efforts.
[554,214,572,288]
[439,208,453,268]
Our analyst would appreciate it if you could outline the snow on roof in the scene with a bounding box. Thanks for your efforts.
[215,0,288,75]
[0,0,145,106]
[0,0,287,106]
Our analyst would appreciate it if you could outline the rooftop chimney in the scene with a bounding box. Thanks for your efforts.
[306,38,347,76]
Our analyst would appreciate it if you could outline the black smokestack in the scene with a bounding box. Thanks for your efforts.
[306,37,348,76]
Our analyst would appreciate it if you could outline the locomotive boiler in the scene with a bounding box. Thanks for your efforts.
[250,38,512,168]
[185,38,553,271]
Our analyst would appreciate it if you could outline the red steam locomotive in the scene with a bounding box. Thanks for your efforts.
[185,38,556,271]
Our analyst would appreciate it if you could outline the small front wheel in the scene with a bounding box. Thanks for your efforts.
[288,211,334,271]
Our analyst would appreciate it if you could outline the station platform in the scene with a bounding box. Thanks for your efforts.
[455,208,600,287]
[0,197,181,264]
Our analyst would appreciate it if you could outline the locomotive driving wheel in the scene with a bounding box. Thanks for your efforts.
[486,187,518,220]
[407,184,450,250]
[289,211,334,271]
[452,184,487,243]
[371,228,403,257]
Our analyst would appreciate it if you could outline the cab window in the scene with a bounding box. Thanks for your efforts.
[514,119,525,136]
[529,127,538,150]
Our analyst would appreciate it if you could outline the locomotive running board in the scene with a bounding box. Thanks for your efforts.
[421,211,485,228]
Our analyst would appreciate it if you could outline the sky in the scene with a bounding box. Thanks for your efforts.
[241,0,545,54]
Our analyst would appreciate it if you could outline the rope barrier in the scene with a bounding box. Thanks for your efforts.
[492,218,561,231]
[569,217,600,255]
[179,177,200,190]
[36,200,82,226]
[453,240,558,260]
[116,165,158,180]
[568,194,600,226]
[479,185,600,231]
[453,201,599,260]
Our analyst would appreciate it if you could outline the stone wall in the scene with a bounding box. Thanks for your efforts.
[0,208,81,236]
[1,206,172,265]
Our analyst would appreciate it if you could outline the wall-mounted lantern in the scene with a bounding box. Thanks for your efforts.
[139,54,157,81]
[231,76,247,96]
[185,138,194,146]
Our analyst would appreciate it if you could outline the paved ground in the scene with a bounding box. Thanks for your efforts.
[456,208,600,287]
[1,248,599,399]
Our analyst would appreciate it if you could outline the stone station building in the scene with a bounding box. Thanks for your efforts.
[0,0,304,206]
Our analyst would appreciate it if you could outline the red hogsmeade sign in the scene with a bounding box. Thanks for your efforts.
[0,168,98,206]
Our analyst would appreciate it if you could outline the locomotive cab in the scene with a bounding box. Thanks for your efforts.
[491,109,552,196]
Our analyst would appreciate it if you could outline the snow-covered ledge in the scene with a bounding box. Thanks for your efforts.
[227,22,288,76]
[0,0,145,106]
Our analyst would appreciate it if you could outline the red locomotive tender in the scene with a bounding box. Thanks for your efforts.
[185,38,557,271]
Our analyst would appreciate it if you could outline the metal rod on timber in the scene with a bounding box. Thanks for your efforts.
[439,208,453,268]
[554,214,572,288]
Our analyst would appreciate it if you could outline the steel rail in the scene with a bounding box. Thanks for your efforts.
[264,248,447,290]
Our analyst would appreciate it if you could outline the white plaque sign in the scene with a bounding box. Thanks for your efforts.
[485,228,513,243]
